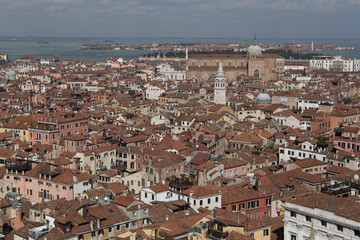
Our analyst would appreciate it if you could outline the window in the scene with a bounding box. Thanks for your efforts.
[306,216,311,222]
[116,225,121,231]
[321,220,327,226]
[232,205,236,211]
[254,69,260,78]
[291,235,296,240]
[200,200,203,206]
[290,211,296,217]
[208,198,211,204]
[145,192,147,198]
[239,203,245,210]
[337,225,343,232]
[263,229,269,236]
[215,197,219,202]
[109,227,112,233]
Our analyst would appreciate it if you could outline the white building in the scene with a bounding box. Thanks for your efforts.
[140,184,222,213]
[310,56,360,72]
[297,96,331,112]
[279,140,327,164]
[145,84,166,100]
[214,63,227,105]
[283,193,360,240]
[156,63,186,81]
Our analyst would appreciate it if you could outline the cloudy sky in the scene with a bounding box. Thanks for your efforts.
[0,0,359,38]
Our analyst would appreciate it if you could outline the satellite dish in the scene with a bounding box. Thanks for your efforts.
[16,197,21,201]
[95,196,99,200]
[354,174,359,181]
[104,196,109,201]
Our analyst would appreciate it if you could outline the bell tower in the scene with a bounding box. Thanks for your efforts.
[214,63,227,105]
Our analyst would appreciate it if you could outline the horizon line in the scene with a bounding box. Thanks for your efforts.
[1,36,360,41]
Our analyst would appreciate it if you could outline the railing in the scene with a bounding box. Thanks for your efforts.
[6,163,32,172]
[207,228,228,239]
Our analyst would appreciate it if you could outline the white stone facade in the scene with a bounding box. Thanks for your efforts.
[140,188,222,212]
[310,56,360,72]
[283,202,360,240]
[279,142,327,164]
[214,63,227,105]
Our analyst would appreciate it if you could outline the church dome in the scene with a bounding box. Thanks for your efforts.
[256,93,271,103]
[247,45,262,55]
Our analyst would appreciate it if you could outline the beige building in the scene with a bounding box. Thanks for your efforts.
[186,42,285,82]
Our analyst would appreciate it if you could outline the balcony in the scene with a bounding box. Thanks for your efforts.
[6,162,32,172]
[207,228,228,239]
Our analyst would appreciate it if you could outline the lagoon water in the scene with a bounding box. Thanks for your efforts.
[0,37,360,62]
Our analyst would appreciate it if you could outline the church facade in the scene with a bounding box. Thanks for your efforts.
[186,43,285,82]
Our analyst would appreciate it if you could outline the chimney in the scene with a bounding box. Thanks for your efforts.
[73,174,78,183]
[190,191,194,196]
[97,219,101,229]
[90,220,94,230]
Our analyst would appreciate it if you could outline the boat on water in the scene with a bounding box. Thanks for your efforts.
[37,41,49,44]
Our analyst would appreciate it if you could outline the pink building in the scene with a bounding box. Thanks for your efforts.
[5,161,96,203]
[219,158,247,178]
[62,134,87,152]
[28,113,89,145]
[29,122,59,145]
[54,113,89,137]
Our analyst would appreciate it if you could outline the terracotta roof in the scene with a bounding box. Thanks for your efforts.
[294,158,328,168]
[183,184,222,198]
[214,208,271,231]
[222,184,268,205]
[287,193,360,222]
[147,183,169,193]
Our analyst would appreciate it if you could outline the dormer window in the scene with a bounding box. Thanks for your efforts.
[132,211,137,217]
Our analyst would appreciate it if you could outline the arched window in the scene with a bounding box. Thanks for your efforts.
[254,69,260,78]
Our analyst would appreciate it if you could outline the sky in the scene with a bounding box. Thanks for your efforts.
[0,0,360,39]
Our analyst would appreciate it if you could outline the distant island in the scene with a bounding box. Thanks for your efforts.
[80,41,354,53]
